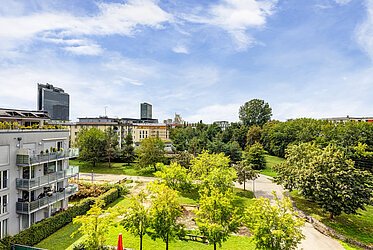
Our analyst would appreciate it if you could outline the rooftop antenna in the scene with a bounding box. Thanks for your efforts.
[104,106,108,117]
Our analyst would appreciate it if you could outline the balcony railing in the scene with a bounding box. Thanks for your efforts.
[16,184,78,214]
[16,166,79,190]
[16,148,79,166]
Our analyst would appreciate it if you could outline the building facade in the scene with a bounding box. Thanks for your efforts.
[37,83,70,121]
[322,116,373,123]
[140,102,152,120]
[0,109,78,237]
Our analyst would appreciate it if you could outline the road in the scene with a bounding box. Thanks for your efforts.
[235,174,344,250]
[78,172,344,250]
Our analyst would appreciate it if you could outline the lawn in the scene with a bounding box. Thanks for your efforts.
[70,159,155,176]
[261,154,284,177]
[290,191,373,246]
[36,222,82,249]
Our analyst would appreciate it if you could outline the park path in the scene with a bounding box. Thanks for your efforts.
[235,175,344,250]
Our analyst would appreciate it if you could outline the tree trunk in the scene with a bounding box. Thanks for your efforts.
[140,235,143,250]
[330,212,334,219]
[243,172,246,191]
[166,233,168,250]
[214,242,216,250]
[154,163,157,172]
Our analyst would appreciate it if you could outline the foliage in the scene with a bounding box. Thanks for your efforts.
[202,167,236,195]
[171,151,193,169]
[190,151,230,180]
[136,137,165,171]
[77,127,106,167]
[239,99,272,127]
[246,125,262,146]
[70,181,111,201]
[121,131,136,164]
[154,162,192,192]
[235,161,259,191]
[243,142,266,170]
[72,200,115,250]
[148,183,184,250]
[244,193,304,250]
[120,191,149,250]
[196,187,240,250]
[104,127,119,167]
[275,143,373,218]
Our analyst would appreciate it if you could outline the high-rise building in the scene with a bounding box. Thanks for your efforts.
[37,83,70,121]
[140,102,152,120]
[0,108,79,237]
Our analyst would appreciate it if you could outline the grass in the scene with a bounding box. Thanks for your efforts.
[70,159,155,176]
[290,190,373,245]
[36,222,82,249]
[260,154,284,177]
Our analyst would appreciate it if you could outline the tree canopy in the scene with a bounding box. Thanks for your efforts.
[239,99,272,127]
[136,137,165,171]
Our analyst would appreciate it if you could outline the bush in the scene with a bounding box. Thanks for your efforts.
[70,182,111,201]
[0,187,122,248]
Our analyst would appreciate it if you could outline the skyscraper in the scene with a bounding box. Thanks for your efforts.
[37,83,69,121]
[140,102,152,119]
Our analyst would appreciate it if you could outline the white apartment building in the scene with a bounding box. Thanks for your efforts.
[0,108,78,237]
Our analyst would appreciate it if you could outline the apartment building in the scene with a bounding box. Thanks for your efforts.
[322,116,373,123]
[0,108,78,237]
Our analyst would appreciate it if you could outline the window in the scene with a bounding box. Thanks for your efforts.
[2,219,7,238]
[2,195,7,214]
[0,171,8,190]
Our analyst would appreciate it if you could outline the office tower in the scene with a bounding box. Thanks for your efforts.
[140,102,152,119]
[37,83,70,121]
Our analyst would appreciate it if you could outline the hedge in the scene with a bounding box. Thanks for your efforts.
[0,187,121,248]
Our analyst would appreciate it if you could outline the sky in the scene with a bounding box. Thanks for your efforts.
[0,0,372,123]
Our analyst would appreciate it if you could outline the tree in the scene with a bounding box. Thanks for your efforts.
[244,142,266,170]
[72,200,114,250]
[202,167,236,195]
[239,99,272,127]
[190,151,230,180]
[246,125,262,146]
[275,143,373,218]
[77,127,106,167]
[121,131,135,165]
[171,151,193,169]
[154,162,192,192]
[196,187,240,250]
[148,183,183,250]
[244,193,304,250]
[121,191,149,250]
[235,161,259,191]
[136,137,165,171]
[104,127,119,167]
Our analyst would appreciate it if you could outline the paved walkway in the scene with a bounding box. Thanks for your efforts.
[235,174,344,250]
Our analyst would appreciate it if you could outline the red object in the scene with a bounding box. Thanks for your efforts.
[117,233,123,250]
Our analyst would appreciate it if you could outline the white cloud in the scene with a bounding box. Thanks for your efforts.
[356,0,373,60]
[0,0,172,52]
[184,103,240,123]
[182,0,277,50]
[64,44,103,56]
[172,44,189,54]
[334,0,352,5]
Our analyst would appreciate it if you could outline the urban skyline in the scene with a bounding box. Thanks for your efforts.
[0,0,372,123]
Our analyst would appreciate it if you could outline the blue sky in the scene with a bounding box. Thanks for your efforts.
[0,0,372,123]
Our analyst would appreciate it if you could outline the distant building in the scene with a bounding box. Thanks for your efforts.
[0,108,78,237]
[37,83,69,121]
[213,121,230,131]
[322,116,373,123]
[140,102,152,120]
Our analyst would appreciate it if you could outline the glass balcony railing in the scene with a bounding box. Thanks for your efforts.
[16,148,79,166]
[16,184,78,214]
[16,166,79,190]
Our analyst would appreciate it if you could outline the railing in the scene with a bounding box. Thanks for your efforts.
[16,148,79,166]
[16,166,79,190]
[16,184,78,214]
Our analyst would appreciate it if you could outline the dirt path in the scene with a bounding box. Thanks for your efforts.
[235,174,344,250]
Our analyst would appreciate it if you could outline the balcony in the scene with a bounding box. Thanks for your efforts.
[16,184,78,214]
[16,166,79,190]
[16,148,79,166]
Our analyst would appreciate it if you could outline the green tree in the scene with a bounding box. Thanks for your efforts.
[154,162,192,191]
[121,191,149,250]
[136,137,165,171]
[121,131,135,165]
[244,193,304,250]
[239,99,272,127]
[104,127,119,167]
[246,125,262,146]
[148,183,183,250]
[235,161,259,191]
[244,142,266,170]
[72,200,114,250]
[171,151,193,169]
[190,151,230,180]
[77,127,106,167]
[275,143,373,218]
[196,188,240,250]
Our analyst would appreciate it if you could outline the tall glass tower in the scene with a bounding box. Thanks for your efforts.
[140,102,152,119]
[37,83,70,121]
